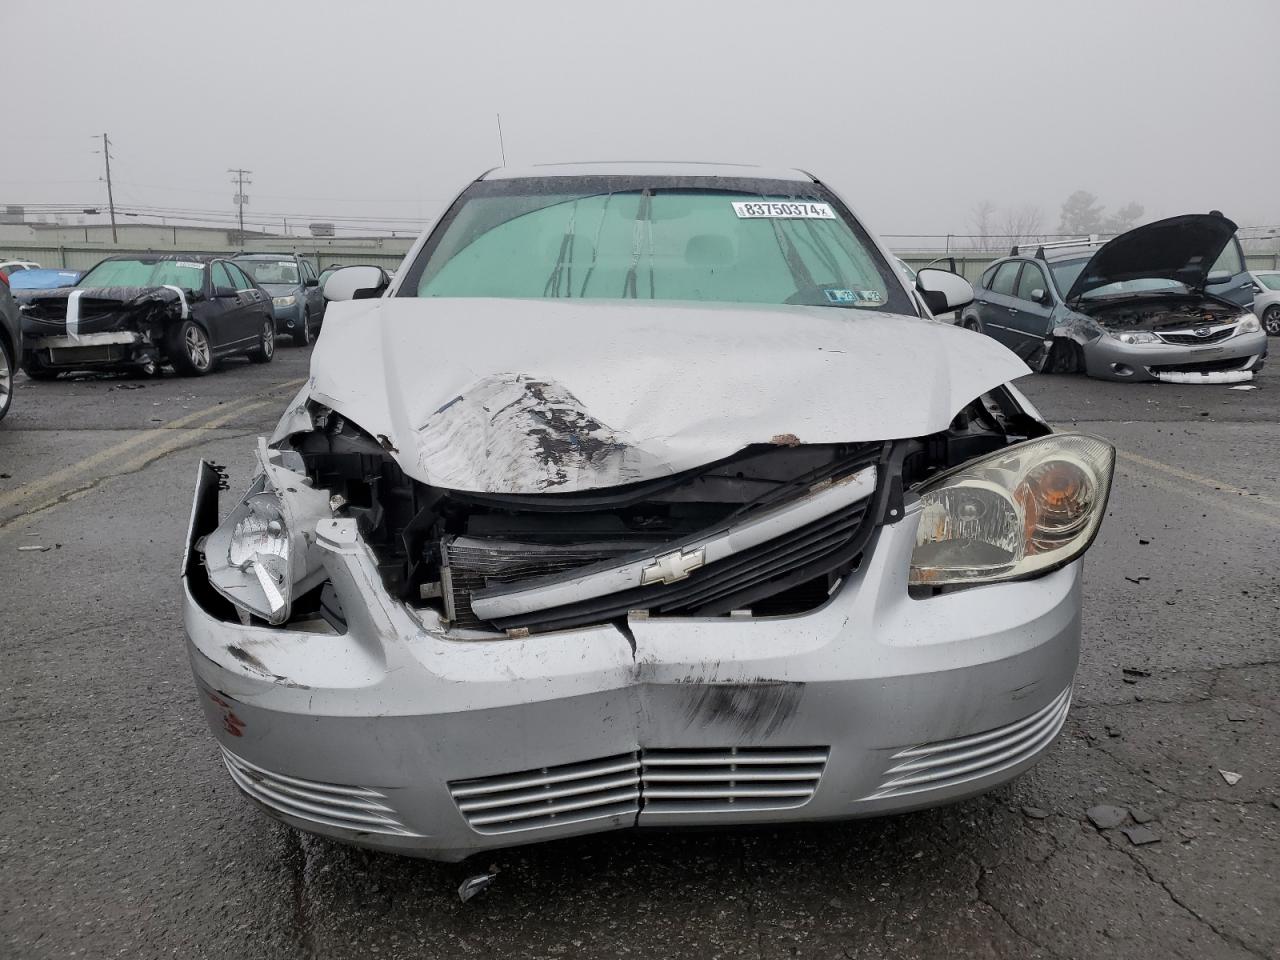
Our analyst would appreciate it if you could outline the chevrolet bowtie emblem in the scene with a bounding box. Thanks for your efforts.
[641,546,706,586]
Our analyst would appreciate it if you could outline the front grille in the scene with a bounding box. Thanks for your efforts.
[466,494,875,633]
[221,747,421,837]
[639,746,828,816]
[861,686,1071,801]
[1158,326,1236,346]
[47,345,128,365]
[448,754,642,835]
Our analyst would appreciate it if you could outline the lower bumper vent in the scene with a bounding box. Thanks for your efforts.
[222,748,421,837]
[449,746,829,835]
[861,686,1072,801]
[639,746,829,816]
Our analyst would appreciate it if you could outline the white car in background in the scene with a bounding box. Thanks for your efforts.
[1251,270,1280,336]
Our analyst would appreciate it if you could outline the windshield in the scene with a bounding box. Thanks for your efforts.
[238,260,300,285]
[79,258,205,293]
[1259,273,1280,292]
[402,177,909,312]
[1048,258,1088,297]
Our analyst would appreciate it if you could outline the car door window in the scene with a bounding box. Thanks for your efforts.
[212,262,235,294]
[990,262,1020,296]
[1015,263,1048,303]
[227,263,254,290]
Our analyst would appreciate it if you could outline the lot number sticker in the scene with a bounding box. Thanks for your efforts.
[732,201,836,219]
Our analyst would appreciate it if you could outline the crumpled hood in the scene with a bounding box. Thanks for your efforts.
[1065,213,1239,305]
[26,285,190,307]
[289,297,1029,493]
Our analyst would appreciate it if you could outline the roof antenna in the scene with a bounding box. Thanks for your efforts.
[496,113,507,166]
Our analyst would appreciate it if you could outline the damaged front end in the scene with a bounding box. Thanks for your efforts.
[197,386,1061,639]
[20,286,182,374]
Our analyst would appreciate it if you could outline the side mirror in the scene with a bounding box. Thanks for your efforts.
[304,277,319,288]
[1206,270,1232,285]
[916,267,974,315]
[215,286,238,298]
[323,265,386,302]
[1031,288,1050,305]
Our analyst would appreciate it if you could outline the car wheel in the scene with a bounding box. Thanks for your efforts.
[249,316,275,364]
[168,320,215,377]
[1263,305,1280,337]
[1046,338,1084,375]
[294,310,313,346]
[0,336,13,422]
[962,315,983,334]
[21,356,59,380]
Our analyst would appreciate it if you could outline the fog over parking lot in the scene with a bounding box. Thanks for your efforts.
[6,0,1280,237]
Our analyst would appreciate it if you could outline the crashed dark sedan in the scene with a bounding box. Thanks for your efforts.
[960,214,1266,384]
[183,163,1115,861]
[21,254,275,378]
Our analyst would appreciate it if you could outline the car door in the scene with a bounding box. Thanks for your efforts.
[228,262,268,343]
[979,261,1023,347]
[206,261,253,351]
[302,260,324,320]
[1007,261,1055,355]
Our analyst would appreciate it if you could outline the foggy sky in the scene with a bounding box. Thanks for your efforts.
[5,0,1279,240]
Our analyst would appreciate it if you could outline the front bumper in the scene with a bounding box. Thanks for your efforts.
[183,464,1082,861]
[1083,329,1268,382]
[271,301,303,332]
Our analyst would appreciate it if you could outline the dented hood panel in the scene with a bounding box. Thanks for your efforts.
[294,298,1028,493]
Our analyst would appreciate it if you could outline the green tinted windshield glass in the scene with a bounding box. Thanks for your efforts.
[239,260,300,284]
[1049,258,1088,296]
[411,183,900,310]
[80,258,205,292]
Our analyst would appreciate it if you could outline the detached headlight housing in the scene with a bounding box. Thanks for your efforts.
[1236,315,1260,335]
[910,434,1115,589]
[272,295,297,307]
[203,478,296,624]
[1111,330,1159,345]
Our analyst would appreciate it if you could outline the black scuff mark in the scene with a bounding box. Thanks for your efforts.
[518,377,629,486]
[376,434,399,454]
[681,679,804,739]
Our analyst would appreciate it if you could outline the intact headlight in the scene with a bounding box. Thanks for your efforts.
[1111,330,1159,345]
[1237,315,1260,335]
[910,434,1115,588]
[272,295,297,307]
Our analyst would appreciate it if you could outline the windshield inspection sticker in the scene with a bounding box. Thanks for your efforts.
[824,288,858,304]
[824,287,885,306]
[732,201,836,219]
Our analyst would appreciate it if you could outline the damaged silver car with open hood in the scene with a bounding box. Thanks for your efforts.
[182,163,1115,860]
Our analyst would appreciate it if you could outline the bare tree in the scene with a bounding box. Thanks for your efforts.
[968,200,998,252]
[999,204,1045,251]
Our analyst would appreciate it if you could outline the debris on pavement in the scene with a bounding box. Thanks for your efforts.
[17,545,51,552]
[1219,770,1242,786]
[1022,806,1050,819]
[458,869,499,903]
[1087,805,1128,830]
[1122,668,1151,678]
[1123,576,1150,585]
[1121,824,1161,846]
[1228,384,1256,391]
[1130,808,1156,824]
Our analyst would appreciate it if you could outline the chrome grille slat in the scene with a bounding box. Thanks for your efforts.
[221,748,421,837]
[448,753,641,835]
[640,747,828,815]
[862,687,1072,801]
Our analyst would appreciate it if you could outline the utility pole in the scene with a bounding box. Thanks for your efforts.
[100,133,117,243]
[228,167,252,243]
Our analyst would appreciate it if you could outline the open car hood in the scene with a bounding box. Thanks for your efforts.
[1064,213,1239,306]
[282,297,1030,494]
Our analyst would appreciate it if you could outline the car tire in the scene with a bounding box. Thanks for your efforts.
[1263,305,1280,337]
[248,316,275,364]
[21,356,59,380]
[168,320,215,377]
[961,315,983,334]
[293,310,313,347]
[0,335,13,422]
[1046,338,1083,375]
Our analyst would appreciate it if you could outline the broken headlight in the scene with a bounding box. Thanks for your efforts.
[204,479,296,625]
[909,434,1114,588]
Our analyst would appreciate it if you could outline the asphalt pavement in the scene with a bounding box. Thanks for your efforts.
[1,344,1277,960]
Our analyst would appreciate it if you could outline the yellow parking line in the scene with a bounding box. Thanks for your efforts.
[1117,464,1280,530]
[0,377,304,514]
